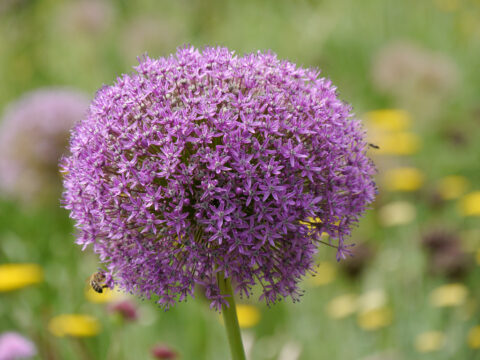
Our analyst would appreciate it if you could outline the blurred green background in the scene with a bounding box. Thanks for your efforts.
[1,0,480,359]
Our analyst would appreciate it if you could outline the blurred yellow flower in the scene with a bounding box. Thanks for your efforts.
[459,191,480,216]
[468,326,480,349]
[364,110,422,156]
[364,109,411,132]
[415,331,445,353]
[357,306,393,331]
[48,314,100,337]
[476,250,480,266]
[357,289,387,312]
[383,167,424,192]
[430,283,468,307]
[326,294,357,319]
[307,262,337,286]
[379,201,416,227]
[0,263,43,292]
[436,175,469,200]
[374,132,421,156]
[236,304,260,329]
[85,286,121,304]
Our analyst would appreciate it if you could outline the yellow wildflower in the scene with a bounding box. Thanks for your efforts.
[236,304,260,329]
[436,175,469,200]
[374,132,421,156]
[85,286,121,303]
[476,250,480,266]
[459,191,480,216]
[306,262,337,286]
[326,294,357,319]
[48,314,100,337]
[468,326,480,349]
[415,331,445,353]
[430,283,468,307]
[379,201,416,227]
[383,167,424,192]
[357,306,393,331]
[364,110,420,156]
[0,263,43,292]
[364,109,411,132]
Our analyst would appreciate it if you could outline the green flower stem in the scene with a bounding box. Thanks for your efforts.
[217,272,246,360]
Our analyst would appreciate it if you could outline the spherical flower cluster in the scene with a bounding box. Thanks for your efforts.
[0,88,89,203]
[62,46,376,310]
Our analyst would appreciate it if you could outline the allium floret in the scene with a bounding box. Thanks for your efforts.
[62,46,376,310]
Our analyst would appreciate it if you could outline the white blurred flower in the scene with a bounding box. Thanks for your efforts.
[379,201,416,227]
[278,341,302,360]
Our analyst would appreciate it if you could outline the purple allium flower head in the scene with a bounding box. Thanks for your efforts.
[0,332,36,360]
[0,88,89,203]
[62,46,376,310]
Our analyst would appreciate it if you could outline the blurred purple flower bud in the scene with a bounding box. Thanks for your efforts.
[107,300,139,321]
[151,344,178,360]
[0,332,36,360]
[0,88,89,203]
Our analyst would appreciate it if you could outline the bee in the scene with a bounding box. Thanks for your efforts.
[368,143,380,149]
[89,271,108,293]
